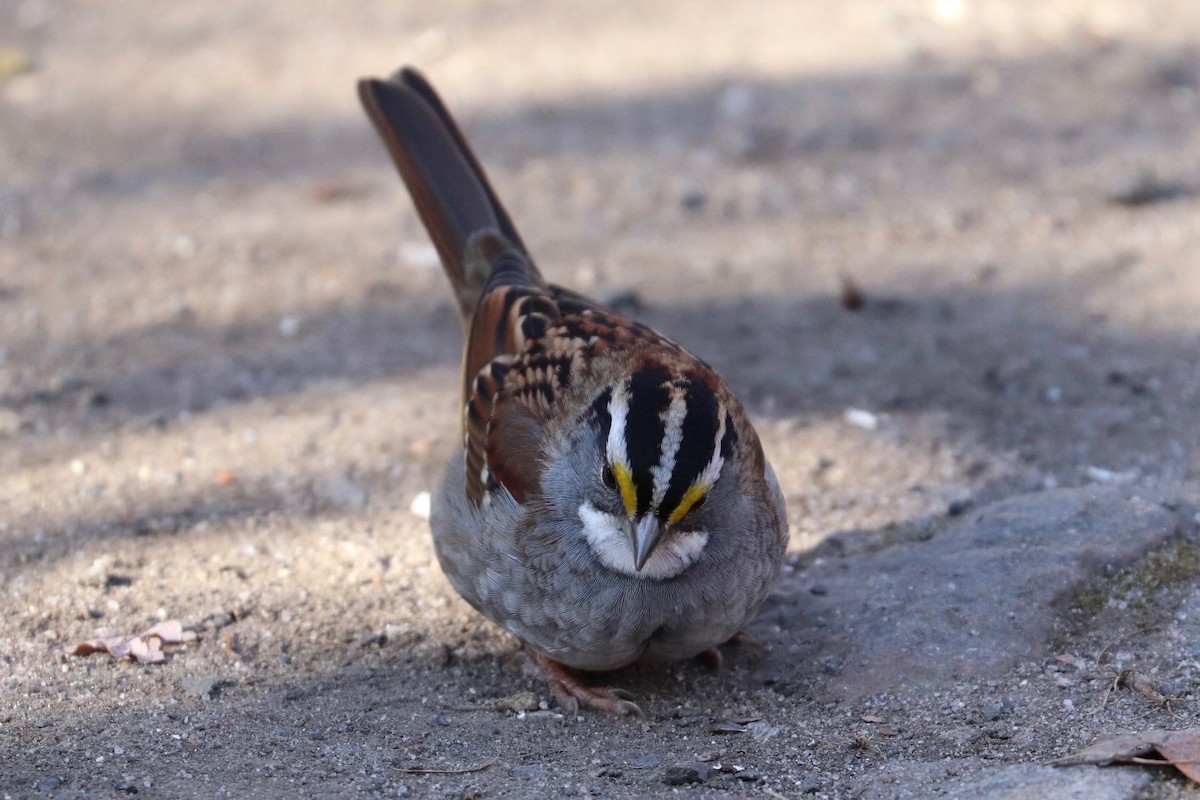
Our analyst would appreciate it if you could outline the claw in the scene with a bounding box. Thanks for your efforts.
[522,650,645,719]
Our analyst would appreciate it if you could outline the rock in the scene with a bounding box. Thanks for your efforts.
[795,771,822,793]
[180,674,220,699]
[663,763,709,785]
[778,485,1193,698]
[512,763,546,779]
[35,775,62,792]
[1106,170,1182,207]
[855,760,1151,799]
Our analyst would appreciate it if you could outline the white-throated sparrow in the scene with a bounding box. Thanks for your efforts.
[358,68,788,717]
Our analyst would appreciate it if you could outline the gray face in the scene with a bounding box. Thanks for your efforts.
[594,366,735,527]
[541,367,735,579]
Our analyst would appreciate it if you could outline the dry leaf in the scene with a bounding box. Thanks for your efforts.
[1048,729,1200,785]
[67,620,185,665]
[143,619,184,643]
[1155,732,1200,783]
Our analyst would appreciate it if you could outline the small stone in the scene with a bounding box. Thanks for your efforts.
[843,408,879,431]
[1106,170,1181,206]
[409,491,432,520]
[626,754,663,769]
[36,775,63,792]
[734,769,764,782]
[1085,465,1136,484]
[512,763,546,779]
[797,771,823,793]
[383,623,410,642]
[746,720,780,742]
[947,499,972,517]
[493,691,539,713]
[664,764,709,785]
[180,674,220,699]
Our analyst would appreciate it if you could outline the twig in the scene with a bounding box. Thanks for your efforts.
[1129,756,1200,766]
[1096,626,1161,664]
[395,756,497,775]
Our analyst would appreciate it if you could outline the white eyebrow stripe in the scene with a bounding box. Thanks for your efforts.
[694,405,727,490]
[606,379,631,469]
[651,383,688,509]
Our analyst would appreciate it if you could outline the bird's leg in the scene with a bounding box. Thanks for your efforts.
[697,630,766,671]
[521,650,645,719]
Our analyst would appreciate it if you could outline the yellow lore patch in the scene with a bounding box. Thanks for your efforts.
[667,483,708,526]
[612,461,638,517]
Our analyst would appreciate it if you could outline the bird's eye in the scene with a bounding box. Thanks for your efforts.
[691,493,707,512]
[601,463,617,491]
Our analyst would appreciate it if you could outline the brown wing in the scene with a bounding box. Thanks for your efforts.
[467,304,682,506]
[460,237,559,505]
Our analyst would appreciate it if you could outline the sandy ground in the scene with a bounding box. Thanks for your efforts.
[2,0,1200,797]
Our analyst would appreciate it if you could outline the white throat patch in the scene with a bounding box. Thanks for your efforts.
[578,502,708,580]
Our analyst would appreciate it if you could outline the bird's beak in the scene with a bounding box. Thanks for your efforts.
[624,515,664,572]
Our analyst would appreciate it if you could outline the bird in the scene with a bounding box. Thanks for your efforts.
[357,67,788,717]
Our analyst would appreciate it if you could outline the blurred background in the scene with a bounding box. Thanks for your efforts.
[1,0,1199,793]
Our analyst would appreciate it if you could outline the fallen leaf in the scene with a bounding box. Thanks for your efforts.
[143,619,184,643]
[67,620,185,665]
[1155,732,1200,783]
[1049,729,1200,785]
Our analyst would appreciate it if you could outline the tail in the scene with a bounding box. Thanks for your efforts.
[357,67,540,320]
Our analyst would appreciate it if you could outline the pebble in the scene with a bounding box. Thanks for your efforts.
[36,775,62,792]
[1085,466,1136,484]
[844,408,879,431]
[796,771,823,793]
[663,763,709,785]
[410,491,432,520]
[1106,170,1181,206]
[180,674,220,699]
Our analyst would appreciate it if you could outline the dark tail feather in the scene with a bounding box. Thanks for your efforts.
[357,68,536,318]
